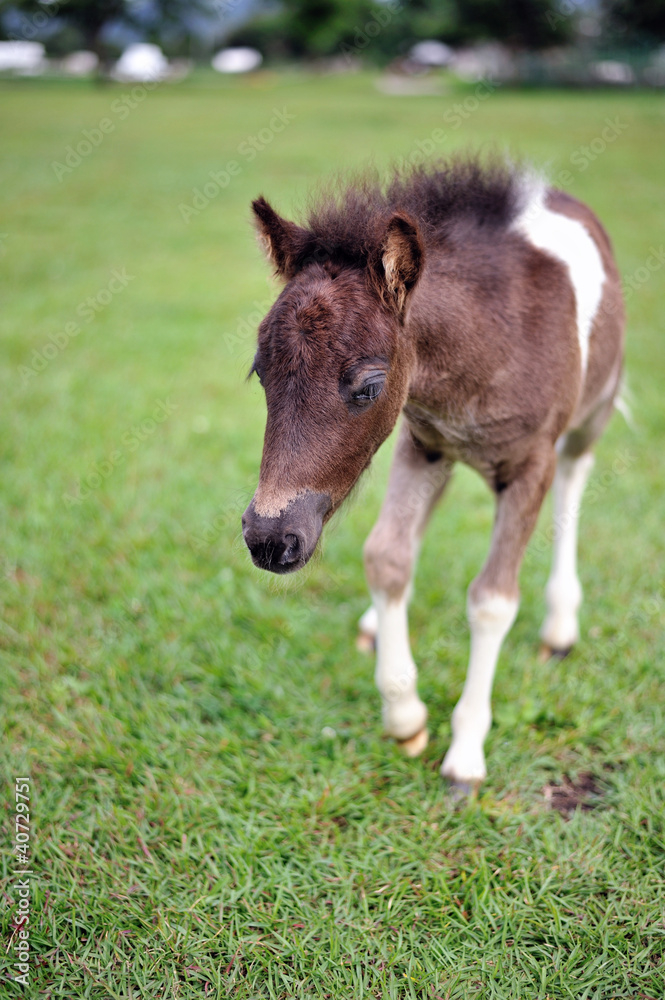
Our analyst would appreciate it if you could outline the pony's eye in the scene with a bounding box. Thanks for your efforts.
[341,363,388,411]
[352,381,383,402]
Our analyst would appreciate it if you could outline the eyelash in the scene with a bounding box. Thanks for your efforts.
[352,382,382,401]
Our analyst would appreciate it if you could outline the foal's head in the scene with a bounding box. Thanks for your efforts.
[242,196,424,573]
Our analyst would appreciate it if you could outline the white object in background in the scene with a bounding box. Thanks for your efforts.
[0,41,46,74]
[212,47,262,74]
[451,42,513,83]
[61,51,99,77]
[113,43,169,82]
[592,60,635,85]
[410,40,453,68]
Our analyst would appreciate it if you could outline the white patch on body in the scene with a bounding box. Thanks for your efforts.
[541,451,594,651]
[515,184,606,376]
[371,591,427,741]
[441,592,518,784]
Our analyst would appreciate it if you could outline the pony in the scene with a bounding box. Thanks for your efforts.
[241,157,625,790]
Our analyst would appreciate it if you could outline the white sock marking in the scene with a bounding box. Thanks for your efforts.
[515,185,605,375]
[442,593,518,784]
[541,451,594,651]
[372,591,427,741]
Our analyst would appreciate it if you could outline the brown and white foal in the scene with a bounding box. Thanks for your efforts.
[242,160,625,789]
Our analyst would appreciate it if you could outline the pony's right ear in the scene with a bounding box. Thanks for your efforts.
[379,213,423,315]
[251,197,308,279]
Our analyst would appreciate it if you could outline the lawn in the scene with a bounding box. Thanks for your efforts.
[0,70,664,999]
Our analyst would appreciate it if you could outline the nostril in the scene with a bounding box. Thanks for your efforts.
[278,533,300,565]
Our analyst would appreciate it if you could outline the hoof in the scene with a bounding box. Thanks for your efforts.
[397,727,429,758]
[356,630,376,654]
[441,742,486,791]
[443,776,479,801]
[538,642,573,664]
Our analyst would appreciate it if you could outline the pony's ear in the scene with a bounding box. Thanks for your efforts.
[252,196,308,279]
[380,214,424,314]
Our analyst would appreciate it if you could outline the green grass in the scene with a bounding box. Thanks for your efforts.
[1,71,664,998]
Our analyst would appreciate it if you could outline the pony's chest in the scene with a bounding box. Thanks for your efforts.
[403,399,524,476]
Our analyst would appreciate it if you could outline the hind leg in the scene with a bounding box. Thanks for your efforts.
[540,388,619,658]
[540,449,595,657]
[356,604,379,653]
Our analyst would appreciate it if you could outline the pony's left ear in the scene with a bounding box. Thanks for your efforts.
[379,214,424,314]
[252,196,308,279]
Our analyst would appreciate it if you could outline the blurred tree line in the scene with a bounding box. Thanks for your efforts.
[0,0,234,56]
[2,0,665,58]
[230,0,572,58]
[230,0,665,58]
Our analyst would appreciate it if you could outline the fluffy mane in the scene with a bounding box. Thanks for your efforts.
[294,155,527,271]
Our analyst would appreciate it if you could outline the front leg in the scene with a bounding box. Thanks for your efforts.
[442,447,556,788]
[363,423,451,755]
[441,592,518,787]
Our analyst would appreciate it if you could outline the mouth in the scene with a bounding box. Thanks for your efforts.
[249,550,310,574]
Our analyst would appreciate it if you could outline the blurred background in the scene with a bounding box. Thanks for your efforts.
[1,0,665,84]
[1,2,664,997]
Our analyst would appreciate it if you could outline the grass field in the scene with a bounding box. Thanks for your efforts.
[1,70,664,998]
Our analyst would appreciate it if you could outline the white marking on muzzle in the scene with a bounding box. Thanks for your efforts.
[252,485,306,519]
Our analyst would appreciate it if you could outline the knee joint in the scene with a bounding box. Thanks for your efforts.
[467,585,519,632]
[364,526,413,598]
